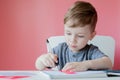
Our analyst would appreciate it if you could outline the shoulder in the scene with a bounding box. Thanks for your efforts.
[55,42,68,48]
[83,44,99,52]
[89,44,99,51]
[52,42,68,53]
[88,44,106,59]
[88,44,102,53]
[88,44,104,54]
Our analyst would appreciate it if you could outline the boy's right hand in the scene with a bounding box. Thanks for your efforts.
[35,53,58,70]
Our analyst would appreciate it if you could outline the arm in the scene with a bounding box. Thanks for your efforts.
[86,56,112,70]
[62,56,112,72]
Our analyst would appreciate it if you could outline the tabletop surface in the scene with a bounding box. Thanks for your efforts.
[0,71,120,80]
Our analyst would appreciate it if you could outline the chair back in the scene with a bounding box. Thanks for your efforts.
[47,35,115,65]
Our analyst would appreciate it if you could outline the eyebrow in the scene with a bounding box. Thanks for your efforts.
[64,29,87,34]
[65,31,85,35]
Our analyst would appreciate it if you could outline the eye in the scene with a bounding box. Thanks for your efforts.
[78,35,84,38]
[66,32,71,35]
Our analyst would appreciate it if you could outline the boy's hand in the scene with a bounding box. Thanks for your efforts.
[35,53,58,70]
[62,61,90,72]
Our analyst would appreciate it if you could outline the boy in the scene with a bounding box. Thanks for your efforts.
[35,1,112,72]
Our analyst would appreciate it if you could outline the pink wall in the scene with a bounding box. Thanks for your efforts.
[0,0,120,70]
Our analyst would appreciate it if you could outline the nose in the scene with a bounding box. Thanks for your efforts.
[70,36,77,44]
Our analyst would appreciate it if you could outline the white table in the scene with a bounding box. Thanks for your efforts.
[0,71,120,80]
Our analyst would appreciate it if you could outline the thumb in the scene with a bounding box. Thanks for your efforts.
[49,53,58,63]
[54,54,58,63]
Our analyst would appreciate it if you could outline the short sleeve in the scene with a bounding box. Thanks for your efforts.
[88,45,107,59]
[52,42,67,55]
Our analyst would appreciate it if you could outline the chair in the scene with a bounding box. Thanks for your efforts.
[47,35,115,65]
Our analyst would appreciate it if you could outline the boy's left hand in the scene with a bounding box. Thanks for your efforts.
[62,61,89,72]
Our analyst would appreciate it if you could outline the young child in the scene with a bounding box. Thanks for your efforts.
[35,1,112,72]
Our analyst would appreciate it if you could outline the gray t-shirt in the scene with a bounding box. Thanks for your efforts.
[53,42,107,70]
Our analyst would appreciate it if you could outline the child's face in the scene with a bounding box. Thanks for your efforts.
[64,23,95,53]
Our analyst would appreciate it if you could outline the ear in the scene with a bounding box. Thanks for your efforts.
[90,31,96,40]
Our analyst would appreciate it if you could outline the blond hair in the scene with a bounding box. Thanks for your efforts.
[64,1,97,32]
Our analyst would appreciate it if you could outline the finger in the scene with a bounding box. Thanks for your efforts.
[69,68,77,72]
[54,54,58,63]
[48,57,56,67]
[70,67,87,72]
[62,63,72,71]
[43,60,50,67]
[49,53,58,63]
[43,53,58,67]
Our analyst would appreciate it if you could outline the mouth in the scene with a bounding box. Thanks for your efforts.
[71,45,77,48]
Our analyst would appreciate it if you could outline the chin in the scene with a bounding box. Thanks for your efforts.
[71,49,79,53]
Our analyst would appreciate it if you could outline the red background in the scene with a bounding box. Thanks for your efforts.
[0,0,120,70]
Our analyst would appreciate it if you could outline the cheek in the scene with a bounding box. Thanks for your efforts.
[77,38,89,45]
[65,36,68,42]
[65,36,70,44]
[77,41,88,49]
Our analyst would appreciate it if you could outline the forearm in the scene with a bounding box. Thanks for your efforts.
[85,57,112,70]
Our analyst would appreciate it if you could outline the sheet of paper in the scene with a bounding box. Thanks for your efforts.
[40,70,107,79]
[0,71,35,76]
[43,70,105,75]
